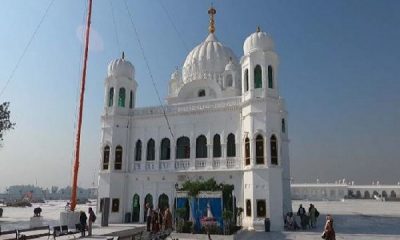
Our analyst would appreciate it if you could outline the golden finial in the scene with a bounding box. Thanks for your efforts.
[208,5,216,33]
[122,51,125,59]
[256,26,261,32]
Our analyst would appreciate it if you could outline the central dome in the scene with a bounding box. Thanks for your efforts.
[182,33,238,83]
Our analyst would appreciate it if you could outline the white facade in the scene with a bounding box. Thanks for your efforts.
[97,10,291,231]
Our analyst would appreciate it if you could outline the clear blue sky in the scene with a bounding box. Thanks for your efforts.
[0,0,399,191]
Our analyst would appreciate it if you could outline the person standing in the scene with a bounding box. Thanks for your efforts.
[309,204,316,228]
[152,209,160,234]
[146,203,153,232]
[297,204,306,229]
[164,208,173,231]
[322,215,336,240]
[88,207,96,236]
[79,211,88,237]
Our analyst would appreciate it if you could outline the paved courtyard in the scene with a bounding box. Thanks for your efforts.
[172,200,400,240]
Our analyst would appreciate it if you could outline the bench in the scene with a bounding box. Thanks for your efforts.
[17,226,51,239]
[0,229,18,240]
[52,224,81,239]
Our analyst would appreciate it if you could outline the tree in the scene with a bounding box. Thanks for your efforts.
[0,102,15,143]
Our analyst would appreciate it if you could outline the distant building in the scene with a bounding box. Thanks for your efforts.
[291,184,347,201]
[0,185,96,201]
[291,183,400,201]
[97,6,291,231]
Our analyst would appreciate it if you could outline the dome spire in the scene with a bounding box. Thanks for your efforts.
[208,5,216,33]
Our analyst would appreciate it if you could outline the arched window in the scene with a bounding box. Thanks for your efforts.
[115,146,123,170]
[132,194,140,222]
[176,136,190,159]
[146,139,155,160]
[244,69,249,91]
[254,65,262,88]
[129,90,133,109]
[196,135,207,158]
[382,191,388,199]
[160,138,170,160]
[227,133,236,157]
[364,191,370,199]
[118,88,126,107]
[226,74,233,87]
[373,191,379,197]
[158,193,169,211]
[213,134,221,158]
[255,135,264,164]
[135,140,142,161]
[198,89,205,97]
[108,87,114,107]
[282,118,286,133]
[245,137,250,166]
[268,65,273,89]
[246,199,251,217]
[356,191,362,198]
[390,190,397,199]
[270,135,278,165]
[103,145,110,170]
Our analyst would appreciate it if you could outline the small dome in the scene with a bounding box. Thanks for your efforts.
[224,58,237,71]
[170,68,182,82]
[183,33,238,83]
[107,53,134,80]
[243,28,274,54]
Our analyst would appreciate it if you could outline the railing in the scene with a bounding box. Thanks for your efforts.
[145,162,156,170]
[175,159,191,170]
[133,162,142,170]
[133,97,241,117]
[159,160,174,171]
[195,158,209,169]
[132,157,240,172]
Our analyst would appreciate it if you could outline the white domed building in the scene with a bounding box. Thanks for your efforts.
[98,7,291,231]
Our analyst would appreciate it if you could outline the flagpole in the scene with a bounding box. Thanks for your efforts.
[70,0,92,211]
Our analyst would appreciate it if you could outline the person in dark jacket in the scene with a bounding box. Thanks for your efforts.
[88,207,96,236]
[79,211,88,237]
[297,204,307,229]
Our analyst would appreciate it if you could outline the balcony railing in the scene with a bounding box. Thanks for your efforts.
[131,157,241,172]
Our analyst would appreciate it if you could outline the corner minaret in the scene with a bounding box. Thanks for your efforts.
[240,27,291,231]
[98,52,137,223]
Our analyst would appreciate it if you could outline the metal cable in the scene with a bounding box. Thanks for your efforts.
[109,0,122,53]
[123,0,175,141]
[0,0,56,99]
[158,0,189,52]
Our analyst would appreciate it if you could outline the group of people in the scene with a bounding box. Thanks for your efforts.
[285,203,320,230]
[285,204,336,239]
[145,203,173,234]
[79,207,96,237]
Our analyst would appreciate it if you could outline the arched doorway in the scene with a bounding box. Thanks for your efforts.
[144,194,153,222]
[390,190,397,199]
[372,191,381,197]
[382,191,388,199]
[356,191,361,199]
[132,194,140,222]
[364,191,370,199]
[158,193,169,212]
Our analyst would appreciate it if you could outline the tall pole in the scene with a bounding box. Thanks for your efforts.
[70,0,92,211]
